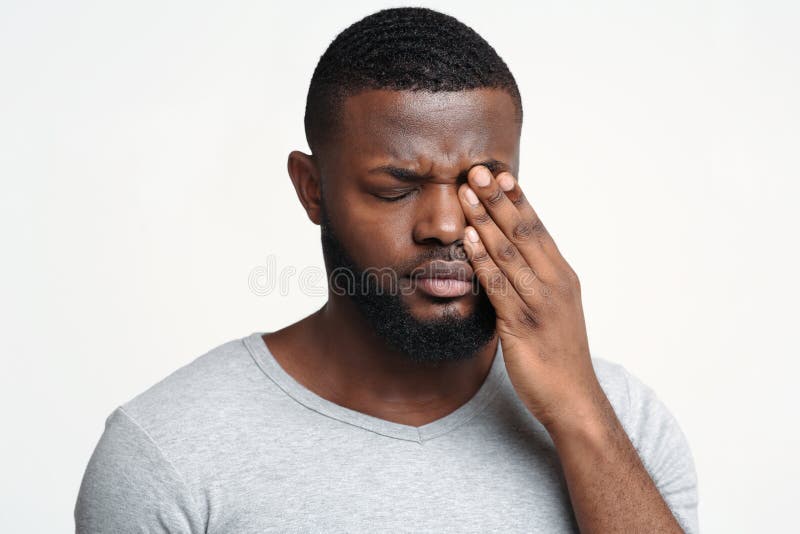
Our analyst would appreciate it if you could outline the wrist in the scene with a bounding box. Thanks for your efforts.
[537,389,622,448]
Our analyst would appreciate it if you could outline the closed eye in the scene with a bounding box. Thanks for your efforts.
[374,190,416,202]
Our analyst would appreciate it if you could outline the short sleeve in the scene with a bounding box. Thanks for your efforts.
[74,407,205,534]
[617,367,700,534]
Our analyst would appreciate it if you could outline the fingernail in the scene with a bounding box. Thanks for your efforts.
[467,227,480,243]
[498,174,515,191]
[464,187,479,206]
[473,168,491,187]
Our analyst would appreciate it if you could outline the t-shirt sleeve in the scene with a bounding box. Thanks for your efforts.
[616,366,700,534]
[74,407,206,534]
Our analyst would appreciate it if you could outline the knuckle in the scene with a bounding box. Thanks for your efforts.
[494,242,517,262]
[512,220,534,241]
[471,247,491,264]
[485,188,505,207]
[553,271,578,297]
[472,211,492,226]
[532,218,547,237]
[556,278,572,296]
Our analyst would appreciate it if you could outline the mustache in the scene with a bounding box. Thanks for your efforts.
[395,239,468,275]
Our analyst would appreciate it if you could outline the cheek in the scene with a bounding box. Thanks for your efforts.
[357,218,413,269]
[333,196,416,269]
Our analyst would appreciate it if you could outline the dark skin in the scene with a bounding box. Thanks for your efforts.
[269,88,684,533]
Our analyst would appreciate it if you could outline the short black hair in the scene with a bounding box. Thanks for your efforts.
[304,7,522,153]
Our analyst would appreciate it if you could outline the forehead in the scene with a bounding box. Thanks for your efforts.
[336,88,520,167]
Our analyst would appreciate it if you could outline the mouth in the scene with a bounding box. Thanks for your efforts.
[409,260,475,299]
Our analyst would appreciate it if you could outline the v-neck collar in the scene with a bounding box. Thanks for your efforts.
[243,332,507,443]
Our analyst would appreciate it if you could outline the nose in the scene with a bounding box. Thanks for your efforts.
[412,184,467,248]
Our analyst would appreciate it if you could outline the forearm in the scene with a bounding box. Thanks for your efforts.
[545,396,684,534]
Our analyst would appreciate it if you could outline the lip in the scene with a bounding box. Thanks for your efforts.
[410,260,474,298]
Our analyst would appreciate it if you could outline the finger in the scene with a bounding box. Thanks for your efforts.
[494,170,566,267]
[463,225,541,328]
[464,166,561,285]
[459,186,545,308]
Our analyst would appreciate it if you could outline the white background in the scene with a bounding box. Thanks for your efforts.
[1,1,798,532]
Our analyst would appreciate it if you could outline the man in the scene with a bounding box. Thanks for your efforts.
[75,7,698,533]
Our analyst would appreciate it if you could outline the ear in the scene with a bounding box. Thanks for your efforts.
[287,150,323,225]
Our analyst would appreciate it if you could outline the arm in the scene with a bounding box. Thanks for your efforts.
[75,407,205,534]
[458,165,695,532]
[546,390,691,533]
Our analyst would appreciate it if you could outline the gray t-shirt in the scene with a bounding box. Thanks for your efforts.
[75,333,699,533]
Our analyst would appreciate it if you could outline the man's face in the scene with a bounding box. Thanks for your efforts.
[317,88,521,363]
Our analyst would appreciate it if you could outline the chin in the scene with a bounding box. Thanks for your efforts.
[403,292,477,322]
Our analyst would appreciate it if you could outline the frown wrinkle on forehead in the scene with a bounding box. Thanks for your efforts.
[334,88,521,173]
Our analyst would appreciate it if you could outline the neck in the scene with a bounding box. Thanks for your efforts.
[264,293,498,427]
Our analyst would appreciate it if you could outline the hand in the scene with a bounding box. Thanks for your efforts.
[459,166,686,533]
[458,165,610,433]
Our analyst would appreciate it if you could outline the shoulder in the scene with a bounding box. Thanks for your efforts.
[76,334,282,531]
[75,405,206,533]
[116,334,284,447]
[122,335,263,407]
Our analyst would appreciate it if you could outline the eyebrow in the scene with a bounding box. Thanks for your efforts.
[368,159,509,182]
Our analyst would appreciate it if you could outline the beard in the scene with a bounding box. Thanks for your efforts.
[319,203,497,364]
